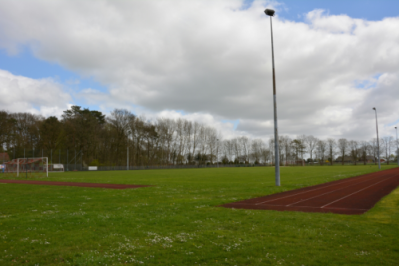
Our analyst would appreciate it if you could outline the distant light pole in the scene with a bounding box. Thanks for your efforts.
[265,8,280,186]
[372,107,381,169]
[395,126,398,166]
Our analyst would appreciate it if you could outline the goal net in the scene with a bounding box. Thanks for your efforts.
[2,157,48,178]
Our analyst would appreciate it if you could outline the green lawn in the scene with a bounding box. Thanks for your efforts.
[1,165,399,265]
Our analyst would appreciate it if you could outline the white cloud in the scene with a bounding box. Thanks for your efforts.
[0,69,71,117]
[0,0,398,140]
[306,9,364,34]
[145,110,240,140]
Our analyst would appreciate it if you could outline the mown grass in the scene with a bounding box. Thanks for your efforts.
[0,165,398,265]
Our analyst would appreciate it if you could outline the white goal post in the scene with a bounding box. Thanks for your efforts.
[4,157,48,177]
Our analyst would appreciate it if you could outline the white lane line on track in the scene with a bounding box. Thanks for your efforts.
[255,171,392,205]
[321,175,396,208]
[285,174,384,207]
[322,207,368,211]
[258,204,368,211]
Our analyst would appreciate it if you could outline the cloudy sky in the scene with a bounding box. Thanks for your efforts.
[0,0,398,141]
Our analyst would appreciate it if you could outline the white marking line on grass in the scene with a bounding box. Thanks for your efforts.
[255,171,391,205]
[285,174,383,207]
[321,175,397,208]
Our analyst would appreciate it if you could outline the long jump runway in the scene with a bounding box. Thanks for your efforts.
[0,179,151,189]
[221,167,399,215]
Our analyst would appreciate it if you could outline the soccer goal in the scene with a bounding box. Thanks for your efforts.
[3,157,48,178]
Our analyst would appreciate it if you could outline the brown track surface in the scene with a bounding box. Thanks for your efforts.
[221,167,399,215]
[0,179,151,189]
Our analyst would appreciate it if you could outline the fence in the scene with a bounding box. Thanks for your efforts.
[67,162,388,172]
[71,163,265,171]
[0,149,393,173]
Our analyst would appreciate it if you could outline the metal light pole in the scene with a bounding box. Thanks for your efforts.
[395,126,398,166]
[265,8,280,186]
[372,107,381,169]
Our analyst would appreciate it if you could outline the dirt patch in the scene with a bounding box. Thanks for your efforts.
[0,179,151,189]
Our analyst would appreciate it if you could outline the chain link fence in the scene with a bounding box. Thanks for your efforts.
[0,149,386,173]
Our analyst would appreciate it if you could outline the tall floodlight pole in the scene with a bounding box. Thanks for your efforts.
[395,127,398,166]
[265,8,280,186]
[372,108,381,169]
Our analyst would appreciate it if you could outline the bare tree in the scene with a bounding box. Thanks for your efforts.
[198,125,207,164]
[348,140,359,165]
[220,140,229,163]
[250,139,263,164]
[206,127,218,163]
[239,136,250,163]
[223,139,233,162]
[369,138,379,165]
[260,141,270,164]
[297,134,307,165]
[359,141,369,165]
[305,135,318,164]
[366,140,374,163]
[174,118,188,164]
[160,118,176,164]
[184,120,193,163]
[382,136,394,164]
[338,138,348,165]
[190,122,200,164]
[280,136,292,166]
[326,138,336,165]
[316,140,328,165]
[231,138,241,163]
[269,138,274,165]
[291,139,305,165]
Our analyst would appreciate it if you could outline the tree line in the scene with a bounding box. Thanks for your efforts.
[0,106,398,166]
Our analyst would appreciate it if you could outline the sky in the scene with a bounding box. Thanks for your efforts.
[0,0,398,142]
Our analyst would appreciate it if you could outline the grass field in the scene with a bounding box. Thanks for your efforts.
[1,165,399,265]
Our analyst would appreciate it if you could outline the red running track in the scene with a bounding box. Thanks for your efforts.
[0,179,151,189]
[221,167,399,215]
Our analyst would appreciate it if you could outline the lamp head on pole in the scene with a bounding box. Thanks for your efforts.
[264,9,275,16]
[372,107,376,110]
